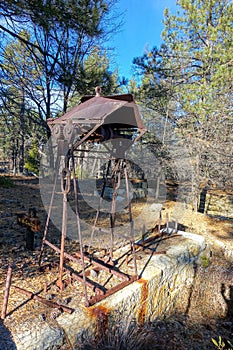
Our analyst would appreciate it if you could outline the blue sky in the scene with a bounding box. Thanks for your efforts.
[109,0,177,79]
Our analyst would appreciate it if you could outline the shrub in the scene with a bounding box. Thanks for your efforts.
[0,176,14,188]
[201,255,210,268]
[212,336,233,350]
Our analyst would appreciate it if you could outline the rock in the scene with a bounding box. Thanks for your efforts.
[50,308,62,320]
[89,269,98,279]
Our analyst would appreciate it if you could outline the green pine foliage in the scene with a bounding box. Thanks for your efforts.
[133,0,233,209]
[24,139,40,175]
[0,1,122,173]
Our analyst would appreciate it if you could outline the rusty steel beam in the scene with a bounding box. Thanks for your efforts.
[109,159,121,259]
[73,123,103,149]
[44,239,131,282]
[75,252,131,281]
[1,264,13,319]
[135,234,182,251]
[71,151,90,307]
[88,275,138,306]
[139,232,163,248]
[57,168,70,290]
[44,239,82,264]
[63,265,106,295]
[136,246,167,255]
[38,156,61,267]
[13,286,74,314]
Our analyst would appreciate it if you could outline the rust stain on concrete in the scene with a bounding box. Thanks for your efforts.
[137,278,149,325]
[89,305,109,341]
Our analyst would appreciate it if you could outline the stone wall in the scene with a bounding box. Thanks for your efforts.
[198,187,233,219]
[6,231,206,350]
[205,192,233,218]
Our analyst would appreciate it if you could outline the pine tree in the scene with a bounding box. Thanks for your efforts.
[133,0,233,210]
[162,0,233,208]
[0,31,45,173]
[0,0,121,122]
[0,1,122,171]
[67,46,122,107]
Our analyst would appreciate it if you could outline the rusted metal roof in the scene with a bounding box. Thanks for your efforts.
[47,93,146,132]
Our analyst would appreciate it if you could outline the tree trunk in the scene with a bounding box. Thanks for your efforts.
[19,96,25,174]
[191,154,201,212]
[12,140,18,175]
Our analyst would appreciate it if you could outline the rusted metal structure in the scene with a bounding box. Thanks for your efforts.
[47,86,146,145]
[17,208,41,250]
[39,87,147,306]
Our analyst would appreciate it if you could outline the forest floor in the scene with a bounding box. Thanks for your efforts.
[0,175,232,349]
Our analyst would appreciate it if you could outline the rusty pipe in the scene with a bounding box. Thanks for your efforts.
[13,286,74,314]
[123,161,138,278]
[1,264,13,319]
[57,168,70,290]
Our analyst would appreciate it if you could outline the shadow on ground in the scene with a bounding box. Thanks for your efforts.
[0,320,17,350]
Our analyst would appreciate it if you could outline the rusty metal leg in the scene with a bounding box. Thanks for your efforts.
[57,168,70,290]
[71,151,89,306]
[38,157,60,266]
[123,160,138,278]
[109,159,121,260]
[88,159,111,253]
[1,264,13,319]
[13,286,74,314]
